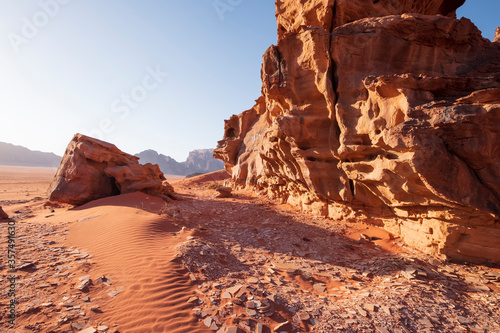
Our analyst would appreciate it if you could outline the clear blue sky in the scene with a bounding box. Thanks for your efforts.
[0,1,497,161]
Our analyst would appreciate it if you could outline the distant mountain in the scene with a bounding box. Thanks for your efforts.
[135,149,224,176]
[0,142,61,167]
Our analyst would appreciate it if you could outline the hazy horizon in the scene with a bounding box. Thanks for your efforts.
[0,1,498,161]
[0,137,221,163]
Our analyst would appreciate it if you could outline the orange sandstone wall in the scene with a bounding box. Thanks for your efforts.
[215,0,500,263]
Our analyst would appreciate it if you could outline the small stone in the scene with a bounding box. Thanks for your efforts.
[248,277,259,284]
[187,296,199,304]
[210,321,219,331]
[71,322,86,331]
[359,233,371,242]
[363,303,377,312]
[78,328,97,333]
[357,307,368,317]
[41,302,54,307]
[419,318,433,328]
[470,284,491,292]
[298,311,310,321]
[225,327,242,333]
[91,306,102,313]
[77,279,91,291]
[457,316,473,325]
[232,298,243,306]
[273,321,292,332]
[246,301,256,309]
[222,291,232,299]
[313,283,327,293]
[215,186,232,198]
[204,317,213,328]
[96,276,112,285]
[97,326,109,331]
[226,284,243,295]
[285,268,300,275]
[16,262,35,270]
[246,309,258,317]
[108,291,118,297]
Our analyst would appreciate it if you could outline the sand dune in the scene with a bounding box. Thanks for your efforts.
[61,193,208,332]
[0,166,209,332]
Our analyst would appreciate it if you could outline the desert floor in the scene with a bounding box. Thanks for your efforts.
[0,166,499,333]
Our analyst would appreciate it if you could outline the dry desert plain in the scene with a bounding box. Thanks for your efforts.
[0,166,499,333]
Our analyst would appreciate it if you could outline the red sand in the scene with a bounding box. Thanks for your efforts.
[63,193,205,332]
[1,167,498,332]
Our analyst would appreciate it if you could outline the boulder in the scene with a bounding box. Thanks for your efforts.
[48,134,174,205]
[214,0,500,263]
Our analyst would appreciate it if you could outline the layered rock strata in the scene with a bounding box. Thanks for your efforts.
[215,0,500,263]
[48,134,174,205]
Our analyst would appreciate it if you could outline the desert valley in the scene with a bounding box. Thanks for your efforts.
[1,0,500,332]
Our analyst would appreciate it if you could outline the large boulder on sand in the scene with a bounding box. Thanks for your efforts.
[48,134,174,205]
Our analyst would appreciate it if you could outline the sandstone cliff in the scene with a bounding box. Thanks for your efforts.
[48,134,174,205]
[214,0,500,263]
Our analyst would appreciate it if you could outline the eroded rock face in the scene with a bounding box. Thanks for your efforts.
[48,134,174,205]
[215,0,500,263]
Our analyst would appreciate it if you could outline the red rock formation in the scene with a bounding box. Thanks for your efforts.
[48,134,174,205]
[215,0,500,263]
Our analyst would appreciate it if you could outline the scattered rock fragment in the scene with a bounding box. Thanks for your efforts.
[363,303,377,312]
[248,277,259,284]
[96,276,112,286]
[90,305,102,313]
[225,327,242,333]
[298,311,310,321]
[313,283,327,293]
[72,322,87,331]
[187,296,199,304]
[215,186,232,198]
[273,321,292,332]
[76,278,91,291]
